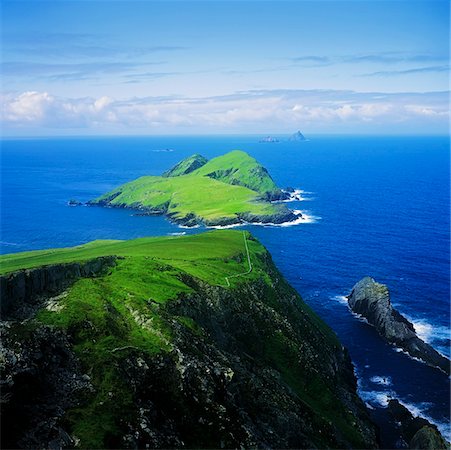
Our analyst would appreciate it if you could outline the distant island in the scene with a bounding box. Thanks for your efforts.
[89,150,300,227]
[259,136,279,143]
[288,130,307,142]
[258,131,307,143]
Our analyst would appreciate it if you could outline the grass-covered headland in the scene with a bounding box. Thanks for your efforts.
[89,150,299,227]
[0,230,377,449]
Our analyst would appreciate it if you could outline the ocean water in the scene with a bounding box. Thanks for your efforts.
[1,135,450,446]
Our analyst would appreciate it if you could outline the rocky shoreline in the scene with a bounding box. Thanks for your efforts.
[387,399,448,449]
[348,277,450,375]
[0,256,117,320]
[82,199,302,228]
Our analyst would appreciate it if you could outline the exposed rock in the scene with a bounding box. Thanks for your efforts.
[116,273,378,449]
[410,426,449,449]
[68,199,83,206]
[0,256,116,320]
[387,399,448,449]
[0,323,92,449]
[237,209,299,224]
[0,250,378,449]
[347,277,450,375]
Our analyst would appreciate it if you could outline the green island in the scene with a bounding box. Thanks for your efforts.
[1,230,377,449]
[89,150,300,227]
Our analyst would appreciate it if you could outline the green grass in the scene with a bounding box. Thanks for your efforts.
[163,153,208,177]
[2,230,370,448]
[37,258,175,447]
[92,150,289,225]
[19,230,263,448]
[0,230,265,283]
[191,150,281,195]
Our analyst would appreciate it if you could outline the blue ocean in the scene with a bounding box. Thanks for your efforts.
[1,135,449,446]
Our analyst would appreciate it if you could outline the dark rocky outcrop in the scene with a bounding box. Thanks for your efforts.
[387,399,448,449]
[237,208,299,224]
[68,199,83,206]
[0,256,116,320]
[1,323,93,449]
[167,208,299,228]
[348,277,450,375]
[94,271,378,449]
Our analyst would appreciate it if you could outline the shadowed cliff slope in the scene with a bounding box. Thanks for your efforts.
[1,231,377,449]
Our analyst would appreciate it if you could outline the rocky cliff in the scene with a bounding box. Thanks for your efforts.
[0,256,117,320]
[1,233,378,449]
[347,277,450,375]
[387,400,448,449]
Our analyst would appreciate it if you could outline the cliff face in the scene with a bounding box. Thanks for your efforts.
[1,234,378,449]
[0,256,117,319]
[348,277,450,375]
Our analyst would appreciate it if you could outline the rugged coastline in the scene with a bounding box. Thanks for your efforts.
[0,230,378,449]
[387,399,448,449]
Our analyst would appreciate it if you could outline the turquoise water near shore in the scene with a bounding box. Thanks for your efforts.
[1,135,449,446]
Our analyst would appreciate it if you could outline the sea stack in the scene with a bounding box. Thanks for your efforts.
[288,131,306,142]
[347,277,450,375]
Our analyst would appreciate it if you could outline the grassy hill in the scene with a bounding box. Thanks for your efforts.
[1,230,376,449]
[191,150,283,199]
[162,153,208,177]
[90,150,296,227]
[0,230,263,287]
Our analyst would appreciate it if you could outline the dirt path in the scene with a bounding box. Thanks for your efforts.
[224,231,252,287]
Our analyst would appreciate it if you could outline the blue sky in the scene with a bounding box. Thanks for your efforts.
[1,0,449,135]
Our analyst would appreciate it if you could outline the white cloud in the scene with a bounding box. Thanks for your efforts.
[5,91,55,122]
[1,89,449,133]
[404,104,449,117]
[93,96,113,111]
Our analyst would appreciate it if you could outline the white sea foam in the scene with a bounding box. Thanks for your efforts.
[359,385,451,442]
[359,389,392,407]
[0,241,19,246]
[411,319,450,345]
[397,399,451,442]
[331,295,348,305]
[331,294,371,321]
[168,232,186,236]
[275,189,315,203]
[179,209,319,230]
[350,310,370,324]
[259,210,319,226]
[403,315,451,357]
[370,375,392,386]
[178,224,200,229]
[208,223,242,230]
[392,346,426,364]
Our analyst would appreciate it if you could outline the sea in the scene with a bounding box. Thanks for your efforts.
[1,135,450,447]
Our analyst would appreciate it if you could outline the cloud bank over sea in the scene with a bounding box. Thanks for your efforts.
[2,89,448,135]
